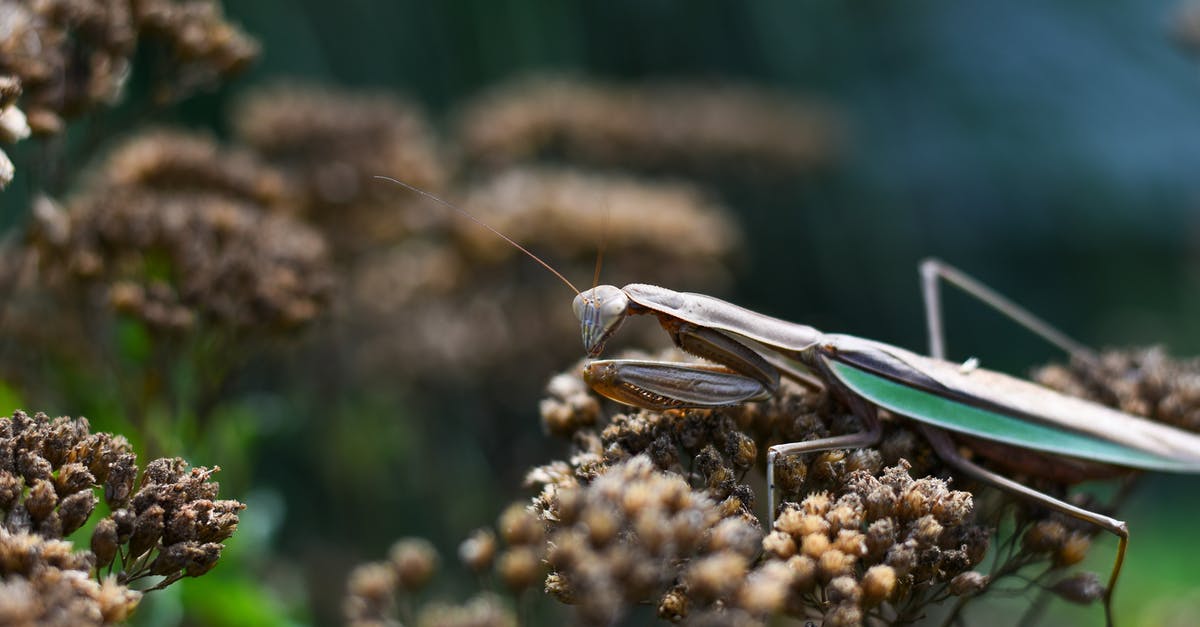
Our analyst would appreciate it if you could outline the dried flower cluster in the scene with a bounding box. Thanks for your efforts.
[344,537,516,627]
[1033,346,1200,433]
[0,0,256,137]
[455,75,840,176]
[233,83,448,256]
[346,168,743,387]
[29,130,331,332]
[0,410,243,624]
[517,349,1146,625]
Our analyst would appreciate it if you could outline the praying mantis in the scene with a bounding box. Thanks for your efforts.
[377,176,1200,625]
[574,263,1200,626]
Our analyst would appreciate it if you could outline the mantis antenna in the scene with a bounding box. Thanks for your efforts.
[374,175,581,296]
[591,198,611,292]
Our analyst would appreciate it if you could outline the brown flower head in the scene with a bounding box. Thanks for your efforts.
[233,83,448,255]
[456,75,841,176]
[31,130,331,333]
[0,0,255,133]
[348,168,742,390]
[0,410,243,623]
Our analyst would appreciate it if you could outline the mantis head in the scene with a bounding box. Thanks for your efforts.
[573,285,629,357]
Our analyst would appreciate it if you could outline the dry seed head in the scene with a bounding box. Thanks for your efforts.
[91,518,119,568]
[949,571,990,596]
[388,538,438,591]
[800,533,831,559]
[1023,520,1067,554]
[911,514,944,546]
[344,562,397,624]
[458,528,497,573]
[24,479,56,522]
[582,505,619,548]
[685,551,748,603]
[825,575,862,606]
[800,492,831,516]
[1054,533,1091,568]
[824,602,864,627]
[657,586,688,622]
[833,529,867,558]
[861,564,897,606]
[498,503,543,546]
[737,561,793,615]
[1049,572,1105,605]
[497,547,541,592]
[761,530,797,559]
[708,517,762,558]
[818,548,855,582]
[825,498,863,532]
[785,554,818,594]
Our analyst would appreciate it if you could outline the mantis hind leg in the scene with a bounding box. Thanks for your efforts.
[920,425,1126,627]
[767,388,882,519]
[919,258,1099,364]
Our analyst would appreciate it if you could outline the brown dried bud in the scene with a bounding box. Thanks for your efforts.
[544,572,575,605]
[833,529,867,558]
[105,454,137,508]
[54,462,95,497]
[686,551,748,602]
[786,554,817,594]
[862,564,897,605]
[801,533,830,559]
[17,451,52,484]
[1054,533,1091,568]
[825,575,862,606]
[129,504,165,558]
[458,528,496,573]
[726,432,757,471]
[388,538,438,591]
[582,506,619,548]
[185,543,222,577]
[818,548,855,582]
[0,473,22,511]
[657,586,688,622]
[499,503,543,546]
[1022,520,1066,554]
[738,561,792,615]
[497,547,540,592]
[59,490,98,535]
[825,499,863,532]
[151,542,190,576]
[97,576,142,622]
[25,479,57,522]
[112,508,136,542]
[1049,572,1104,605]
[762,530,796,559]
[949,571,990,596]
[708,517,762,558]
[92,518,120,568]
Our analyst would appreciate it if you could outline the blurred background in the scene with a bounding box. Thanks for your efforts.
[2,0,1199,624]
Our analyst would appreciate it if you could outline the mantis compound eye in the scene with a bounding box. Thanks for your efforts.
[573,285,629,357]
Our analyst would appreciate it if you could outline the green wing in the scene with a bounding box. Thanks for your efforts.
[827,357,1200,472]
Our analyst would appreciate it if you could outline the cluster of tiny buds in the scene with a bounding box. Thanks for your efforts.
[756,462,988,624]
[530,455,760,625]
[344,537,518,627]
[1033,347,1200,434]
[0,410,243,624]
